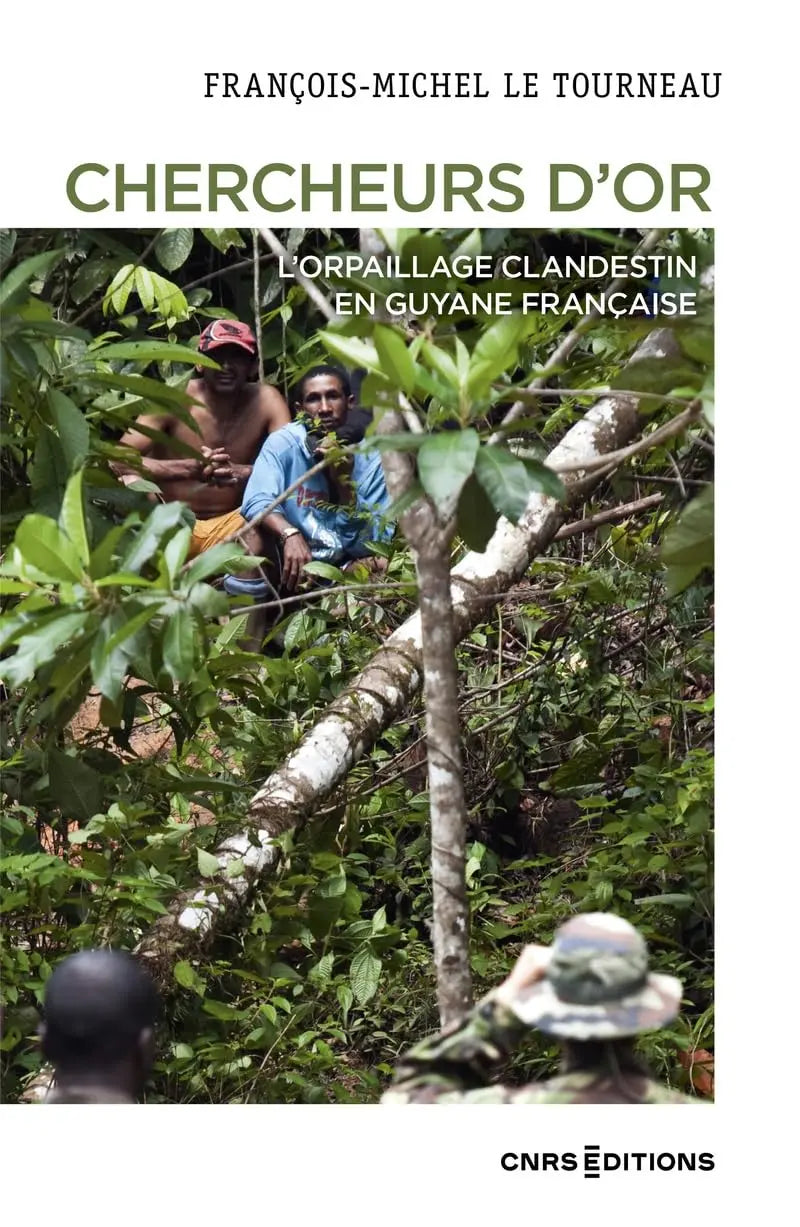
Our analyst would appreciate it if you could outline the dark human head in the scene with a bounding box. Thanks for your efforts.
[197,319,258,395]
[40,949,160,1099]
[294,364,353,430]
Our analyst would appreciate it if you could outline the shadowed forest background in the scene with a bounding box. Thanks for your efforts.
[0,226,713,1102]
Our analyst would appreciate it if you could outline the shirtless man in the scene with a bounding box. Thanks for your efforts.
[116,319,290,563]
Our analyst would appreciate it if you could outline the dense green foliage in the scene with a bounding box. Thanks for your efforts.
[0,227,713,1102]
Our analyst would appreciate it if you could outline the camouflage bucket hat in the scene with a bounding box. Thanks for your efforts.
[509,913,683,1040]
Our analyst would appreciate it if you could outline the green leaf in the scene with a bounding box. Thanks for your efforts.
[518,457,565,502]
[30,430,68,516]
[90,612,129,703]
[466,315,528,398]
[82,371,195,410]
[316,870,347,898]
[94,340,217,366]
[155,229,194,272]
[0,248,65,308]
[421,340,459,390]
[202,998,244,1021]
[453,229,482,259]
[662,486,714,594]
[134,266,156,311]
[369,433,427,453]
[47,750,103,822]
[197,848,219,877]
[302,561,347,582]
[336,983,354,1022]
[183,542,248,586]
[59,470,90,565]
[417,429,479,513]
[70,255,120,305]
[104,264,135,316]
[0,611,90,687]
[150,272,189,323]
[309,952,335,984]
[378,228,420,255]
[15,515,85,582]
[678,325,713,365]
[320,331,381,372]
[611,358,702,395]
[474,445,539,524]
[635,893,695,908]
[457,473,498,552]
[47,389,89,471]
[121,501,192,573]
[0,228,17,268]
[373,325,417,395]
[102,604,160,656]
[350,946,382,1005]
[163,527,192,583]
[173,961,197,990]
[201,228,245,254]
[163,606,195,683]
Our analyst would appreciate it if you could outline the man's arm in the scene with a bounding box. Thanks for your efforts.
[260,383,291,433]
[382,945,551,1104]
[241,435,312,592]
[381,996,529,1104]
[113,414,212,483]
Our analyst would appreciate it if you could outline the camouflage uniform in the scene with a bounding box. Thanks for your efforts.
[382,913,699,1105]
[382,996,695,1103]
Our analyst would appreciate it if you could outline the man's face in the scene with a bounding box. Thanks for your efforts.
[203,344,255,395]
[298,374,351,429]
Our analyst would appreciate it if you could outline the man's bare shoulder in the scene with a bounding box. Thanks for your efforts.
[256,382,291,430]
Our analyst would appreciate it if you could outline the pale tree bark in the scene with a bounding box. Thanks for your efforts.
[136,325,687,986]
[378,409,472,1023]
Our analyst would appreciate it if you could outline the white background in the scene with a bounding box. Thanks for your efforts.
[1,1,797,1222]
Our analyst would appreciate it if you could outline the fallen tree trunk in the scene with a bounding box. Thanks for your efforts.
[136,326,683,981]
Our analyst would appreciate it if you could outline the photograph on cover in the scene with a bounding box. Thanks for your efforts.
[0,225,713,1107]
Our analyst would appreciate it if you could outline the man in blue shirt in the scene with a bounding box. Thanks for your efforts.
[238,365,392,594]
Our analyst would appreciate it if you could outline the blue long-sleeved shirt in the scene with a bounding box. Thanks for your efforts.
[241,422,393,563]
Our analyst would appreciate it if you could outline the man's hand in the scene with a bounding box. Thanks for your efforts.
[281,532,312,593]
[199,446,231,480]
[316,436,355,505]
[209,462,252,487]
[492,945,551,1009]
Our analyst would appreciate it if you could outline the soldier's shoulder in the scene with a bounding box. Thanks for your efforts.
[643,1080,703,1104]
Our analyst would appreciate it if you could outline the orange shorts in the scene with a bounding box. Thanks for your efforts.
[188,508,246,558]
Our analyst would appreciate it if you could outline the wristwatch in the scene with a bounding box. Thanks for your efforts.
[279,524,301,543]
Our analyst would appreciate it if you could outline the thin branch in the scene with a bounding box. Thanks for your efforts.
[553,493,663,539]
[236,578,419,615]
[398,392,425,435]
[549,400,703,475]
[251,229,265,383]
[495,384,697,410]
[259,229,335,321]
[488,228,666,443]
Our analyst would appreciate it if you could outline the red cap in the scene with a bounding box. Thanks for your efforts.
[198,319,257,355]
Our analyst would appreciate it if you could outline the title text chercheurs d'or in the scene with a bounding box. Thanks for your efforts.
[203,70,721,104]
[65,164,710,214]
